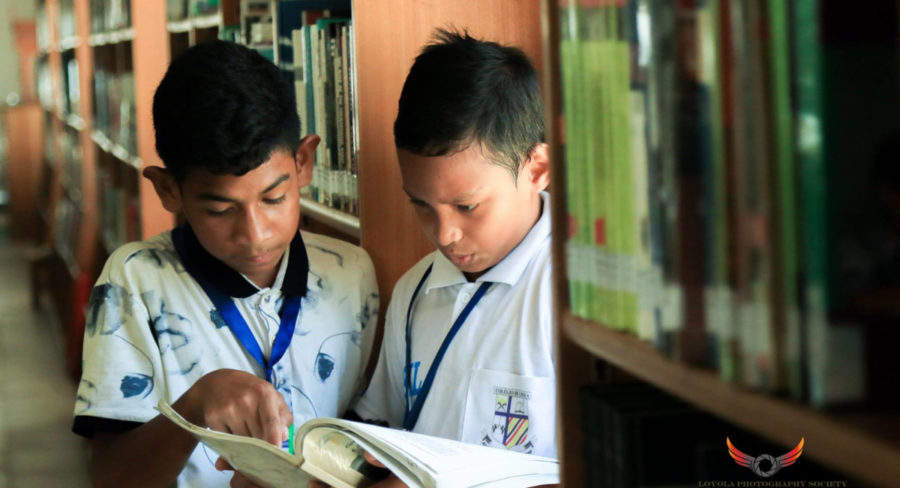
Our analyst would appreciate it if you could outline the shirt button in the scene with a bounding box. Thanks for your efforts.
[265,295,271,303]
[461,293,471,303]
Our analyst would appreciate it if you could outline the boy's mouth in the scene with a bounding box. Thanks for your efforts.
[446,253,474,267]
[243,250,273,265]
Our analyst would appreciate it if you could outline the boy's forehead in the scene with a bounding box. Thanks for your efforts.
[398,147,514,198]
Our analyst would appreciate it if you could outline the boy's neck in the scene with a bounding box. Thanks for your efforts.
[246,253,285,289]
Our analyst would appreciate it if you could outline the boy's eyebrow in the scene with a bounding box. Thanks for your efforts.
[197,174,290,202]
[260,174,290,194]
[402,187,424,203]
[402,186,484,204]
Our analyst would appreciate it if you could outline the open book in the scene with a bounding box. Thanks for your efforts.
[157,400,559,488]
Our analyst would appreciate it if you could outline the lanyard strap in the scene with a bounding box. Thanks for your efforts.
[403,263,492,430]
[194,271,301,383]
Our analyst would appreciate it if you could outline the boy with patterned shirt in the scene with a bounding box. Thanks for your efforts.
[352,29,557,461]
[72,41,379,487]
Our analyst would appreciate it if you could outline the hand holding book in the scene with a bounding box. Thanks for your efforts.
[157,399,559,488]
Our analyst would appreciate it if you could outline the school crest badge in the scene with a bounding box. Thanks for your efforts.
[481,386,536,454]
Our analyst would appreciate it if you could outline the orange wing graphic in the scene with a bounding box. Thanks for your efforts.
[727,437,754,468]
[777,438,805,467]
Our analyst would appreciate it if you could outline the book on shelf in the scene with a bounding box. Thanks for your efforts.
[156,400,559,488]
[90,0,132,33]
[167,0,189,21]
[295,16,359,217]
[274,0,347,74]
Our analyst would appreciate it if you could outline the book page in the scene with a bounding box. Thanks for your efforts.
[300,428,390,488]
[156,401,312,488]
[298,419,559,488]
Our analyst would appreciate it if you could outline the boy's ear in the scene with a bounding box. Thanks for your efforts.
[142,166,183,214]
[295,134,321,187]
[522,143,550,191]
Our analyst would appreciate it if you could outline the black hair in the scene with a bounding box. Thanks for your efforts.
[393,28,543,179]
[153,40,300,182]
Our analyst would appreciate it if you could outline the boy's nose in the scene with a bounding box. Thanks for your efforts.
[236,206,271,245]
[435,215,462,247]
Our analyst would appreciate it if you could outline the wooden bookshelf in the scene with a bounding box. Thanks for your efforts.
[541,0,900,486]
[565,313,900,487]
[300,196,360,240]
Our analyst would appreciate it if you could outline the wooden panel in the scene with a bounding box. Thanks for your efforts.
[13,21,38,102]
[3,104,44,242]
[564,313,900,488]
[74,0,97,273]
[132,0,173,239]
[354,0,545,320]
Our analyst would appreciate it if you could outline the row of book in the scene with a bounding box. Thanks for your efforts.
[61,51,81,118]
[90,0,132,34]
[264,0,358,217]
[58,125,84,204]
[241,0,274,58]
[53,194,82,276]
[92,67,137,159]
[292,17,359,216]
[33,51,80,119]
[96,161,141,252]
[35,56,53,112]
[560,0,898,407]
[58,0,77,41]
[167,0,222,21]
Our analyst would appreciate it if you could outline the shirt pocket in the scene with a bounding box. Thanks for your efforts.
[461,368,556,458]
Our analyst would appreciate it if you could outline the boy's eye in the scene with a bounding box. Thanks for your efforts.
[264,195,287,205]
[409,198,429,208]
[457,203,479,213]
[206,207,232,216]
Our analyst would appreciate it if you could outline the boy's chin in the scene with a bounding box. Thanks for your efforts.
[454,257,498,281]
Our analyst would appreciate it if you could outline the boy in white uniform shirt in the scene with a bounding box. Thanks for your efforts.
[352,29,557,462]
[72,41,378,487]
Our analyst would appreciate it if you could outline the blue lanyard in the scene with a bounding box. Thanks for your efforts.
[403,263,492,430]
[193,271,302,383]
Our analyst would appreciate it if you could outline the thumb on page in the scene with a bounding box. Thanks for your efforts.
[214,456,234,471]
[363,451,386,468]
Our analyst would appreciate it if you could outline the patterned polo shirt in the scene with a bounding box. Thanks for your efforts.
[73,225,379,487]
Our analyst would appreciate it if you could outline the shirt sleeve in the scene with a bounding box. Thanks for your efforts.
[352,285,407,428]
[351,248,380,404]
[73,251,167,437]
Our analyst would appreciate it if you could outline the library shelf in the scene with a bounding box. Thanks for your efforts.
[59,35,80,50]
[191,13,221,30]
[91,130,142,170]
[166,19,191,33]
[300,196,360,240]
[563,312,900,488]
[65,113,85,131]
[87,27,134,47]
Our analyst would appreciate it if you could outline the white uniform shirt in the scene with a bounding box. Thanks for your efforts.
[355,192,557,458]
[73,226,379,487]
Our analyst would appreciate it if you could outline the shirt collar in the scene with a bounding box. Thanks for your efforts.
[172,224,309,299]
[425,191,551,292]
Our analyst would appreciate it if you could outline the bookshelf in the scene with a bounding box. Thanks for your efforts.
[542,0,900,486]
